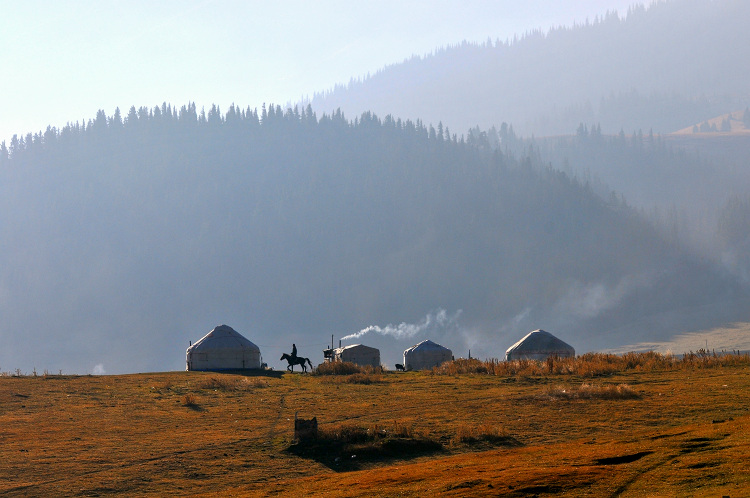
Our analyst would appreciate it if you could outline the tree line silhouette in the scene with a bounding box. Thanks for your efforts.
[0,105,744,373]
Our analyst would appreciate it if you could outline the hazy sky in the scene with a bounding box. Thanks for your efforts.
[1,0,638,144]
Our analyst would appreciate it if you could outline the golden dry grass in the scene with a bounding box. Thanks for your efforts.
[434,350,750,377]
[312,361,383,376]
[540,382,639,400]
[1,355,749,496]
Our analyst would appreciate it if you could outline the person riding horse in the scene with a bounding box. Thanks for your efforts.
[280,353,313,373]
[280,343,312,372]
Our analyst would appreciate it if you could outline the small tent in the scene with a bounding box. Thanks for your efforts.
[403,339,452,370]
[505,329,575,361]
[186,324,262,371]
[332,344,380,367]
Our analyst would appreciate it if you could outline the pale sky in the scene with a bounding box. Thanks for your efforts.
[1,0,639,144]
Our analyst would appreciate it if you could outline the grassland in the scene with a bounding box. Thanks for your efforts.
[1,353,749,497]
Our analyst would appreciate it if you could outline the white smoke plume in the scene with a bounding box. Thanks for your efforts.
[490,306,533,336]
[341,309,462,341]
[92,363,106,375]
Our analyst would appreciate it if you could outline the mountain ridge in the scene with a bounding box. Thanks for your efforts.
[308,0,750,137]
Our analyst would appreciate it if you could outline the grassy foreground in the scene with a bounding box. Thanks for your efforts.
[1,355,749,497]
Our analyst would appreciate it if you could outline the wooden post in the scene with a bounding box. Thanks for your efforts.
[294,411,318,443]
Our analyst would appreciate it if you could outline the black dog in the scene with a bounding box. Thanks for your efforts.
[395,363,405,371]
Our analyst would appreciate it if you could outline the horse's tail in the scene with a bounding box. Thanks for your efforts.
[307,358,313,369]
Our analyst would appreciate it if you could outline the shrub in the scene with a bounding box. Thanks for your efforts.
[183,394,198,406]
[319,424,371,444]
[198,376,243,391]
[451,423,516,446]
[246,378,269,388]
[434,358,490,375]
[313,361,362,376]
[388,420,414,438]
[429,351,750,378]
[313,362,383,376]
[290,421,443,468]
[314,421,427,448]
[315,421,518,452]
[320,372,384,385]
[197,376,268,391]
[344,373,378,384]
[542,383,639,400]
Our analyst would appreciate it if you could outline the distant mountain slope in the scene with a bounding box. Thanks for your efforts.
[529,121,750,272]
[308,0,750,136]
[0,105,745,373]
[672,109,750,135]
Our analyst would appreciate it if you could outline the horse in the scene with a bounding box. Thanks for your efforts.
[280,353,313,373]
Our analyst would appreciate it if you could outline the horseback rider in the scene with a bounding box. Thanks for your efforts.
[291,343,297,359]
[280,349,313,373]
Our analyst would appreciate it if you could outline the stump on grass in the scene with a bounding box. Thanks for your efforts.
[294,412,318,443]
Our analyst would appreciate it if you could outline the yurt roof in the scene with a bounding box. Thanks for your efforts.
[188,324,259,352]
[505,329,574,355]
[336,344,378,352]
[404,339,450,354]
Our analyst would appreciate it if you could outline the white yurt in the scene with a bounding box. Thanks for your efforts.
[403,339,453,370]
[332,344,380,367]
[186,324,262,371]
[505,329,575,361]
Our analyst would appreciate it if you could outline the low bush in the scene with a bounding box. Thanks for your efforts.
[343,373,381,384]
[542,383,639,400]
[313,362,385,376]
[196,376,268,391]
[245,378,270,388]
[434,358,490,375]
[198,376,244,391]
[431,351,750,378]
[313,361,362,376]
[289,421,443,469]
[320,372,384,385]
[452,423,519,447]
[309,421,517,453]
[311,421,424,448]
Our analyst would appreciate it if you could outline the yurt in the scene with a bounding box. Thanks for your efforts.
[332,344,380,367]
[505,329,575,361]
[186,324,262,371]
[403,339,453,370]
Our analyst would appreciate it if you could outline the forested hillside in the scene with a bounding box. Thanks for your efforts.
[499,124,750,287]
[0,105,745,373]
[308,0,750,136]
